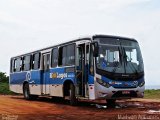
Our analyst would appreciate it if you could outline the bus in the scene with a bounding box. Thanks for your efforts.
[9,35,145,106]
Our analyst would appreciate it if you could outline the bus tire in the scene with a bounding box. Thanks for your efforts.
[69,84,77,106]
[23,83,38,100]
[106,99,116,108]
[52,97,63,103]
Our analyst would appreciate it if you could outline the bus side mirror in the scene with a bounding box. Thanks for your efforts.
[91,41,99,57]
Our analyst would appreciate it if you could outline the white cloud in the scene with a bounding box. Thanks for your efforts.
[97,0,151,12]
[0,0,159,86]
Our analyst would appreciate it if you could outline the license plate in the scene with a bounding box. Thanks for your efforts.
[122,91,130,94]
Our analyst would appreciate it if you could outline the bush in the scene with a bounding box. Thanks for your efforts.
[0,82,15,95]
[0,72,9,83]
[0,72,15,95]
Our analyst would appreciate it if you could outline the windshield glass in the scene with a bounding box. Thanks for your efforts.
[95,37,144,74]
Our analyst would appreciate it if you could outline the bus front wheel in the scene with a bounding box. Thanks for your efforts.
[106,99,116,108]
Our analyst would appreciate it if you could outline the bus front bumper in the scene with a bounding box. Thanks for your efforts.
[95,82,145,100]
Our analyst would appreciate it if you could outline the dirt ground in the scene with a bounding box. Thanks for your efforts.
[0,95,160,120]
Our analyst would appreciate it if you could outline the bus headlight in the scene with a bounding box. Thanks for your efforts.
[96,78,110,88]
[139,81,145,87]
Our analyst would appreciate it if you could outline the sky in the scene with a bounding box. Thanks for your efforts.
[0,0,160,86]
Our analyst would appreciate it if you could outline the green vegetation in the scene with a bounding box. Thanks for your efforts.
[0,72,15,95]
[0,72,9,83]
[0,82,15,94]
[144,89,160,99]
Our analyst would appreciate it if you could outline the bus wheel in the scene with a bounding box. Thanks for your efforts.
[69,84,77,106]
[106,99,116,108]
[23,83,38,100]
[52,97,63,103]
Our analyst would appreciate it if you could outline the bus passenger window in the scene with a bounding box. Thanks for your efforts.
[51,48,58,68]
[62,46,67,66]
[11,59,15,72]
[15,58,21,72]
[32,53,40,70]
[58,47,62,66]
[66,44,75,66]
[44,54,50,70]
[58,44,75,66]
[24,55,31,71]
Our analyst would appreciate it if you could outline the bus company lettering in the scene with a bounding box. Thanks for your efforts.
[50,73,68,79]
[57,73,67,79]
[109,81,122,85]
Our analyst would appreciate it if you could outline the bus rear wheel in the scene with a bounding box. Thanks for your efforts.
[23,83,38,100]
[69,84,77,106]
[106,99,116,108]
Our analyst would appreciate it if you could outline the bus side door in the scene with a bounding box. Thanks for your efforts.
[88,43,95,100]
[42,53,50,95]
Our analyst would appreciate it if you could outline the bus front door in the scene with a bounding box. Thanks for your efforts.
[76,43,89,97]
[42,53,50,95]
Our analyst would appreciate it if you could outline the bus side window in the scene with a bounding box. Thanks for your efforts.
[51,48,58,68]
[21,57,24,71]
[24,55,31,71]
[66,44,75,66]
[32,53,40,70]
[15,58,21,72]
[12,59,17,72]
[11,59,15,72]
[14,59,17,72]
[58,46,67,66]
[58,44,75,67]
[62,46,67,66]
[58,47,63,66]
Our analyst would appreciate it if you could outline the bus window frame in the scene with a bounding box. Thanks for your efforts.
[32,52,41,70]
[58,43,76,67]
[51,47,58,68]
[14,57,22,72]
[23,54,32,71]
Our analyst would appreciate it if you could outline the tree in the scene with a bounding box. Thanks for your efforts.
[0,72,9,83]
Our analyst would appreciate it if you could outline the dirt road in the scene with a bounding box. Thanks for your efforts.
[0,95,160,120]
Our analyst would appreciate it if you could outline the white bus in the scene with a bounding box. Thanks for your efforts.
[10,35,145,106]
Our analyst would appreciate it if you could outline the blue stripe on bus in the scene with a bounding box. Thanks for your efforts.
[10,72,27,84]
[50,67,75,84]
[10,67,76,85]
[101,76,144,88]
[31,70,42,84]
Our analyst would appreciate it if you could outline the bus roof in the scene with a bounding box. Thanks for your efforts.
[11,34,136,59]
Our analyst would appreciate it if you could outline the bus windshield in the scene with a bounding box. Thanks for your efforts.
[95,37,144,74]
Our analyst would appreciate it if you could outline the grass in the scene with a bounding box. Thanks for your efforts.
[0,82,15,95]
[144,89,160,99]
